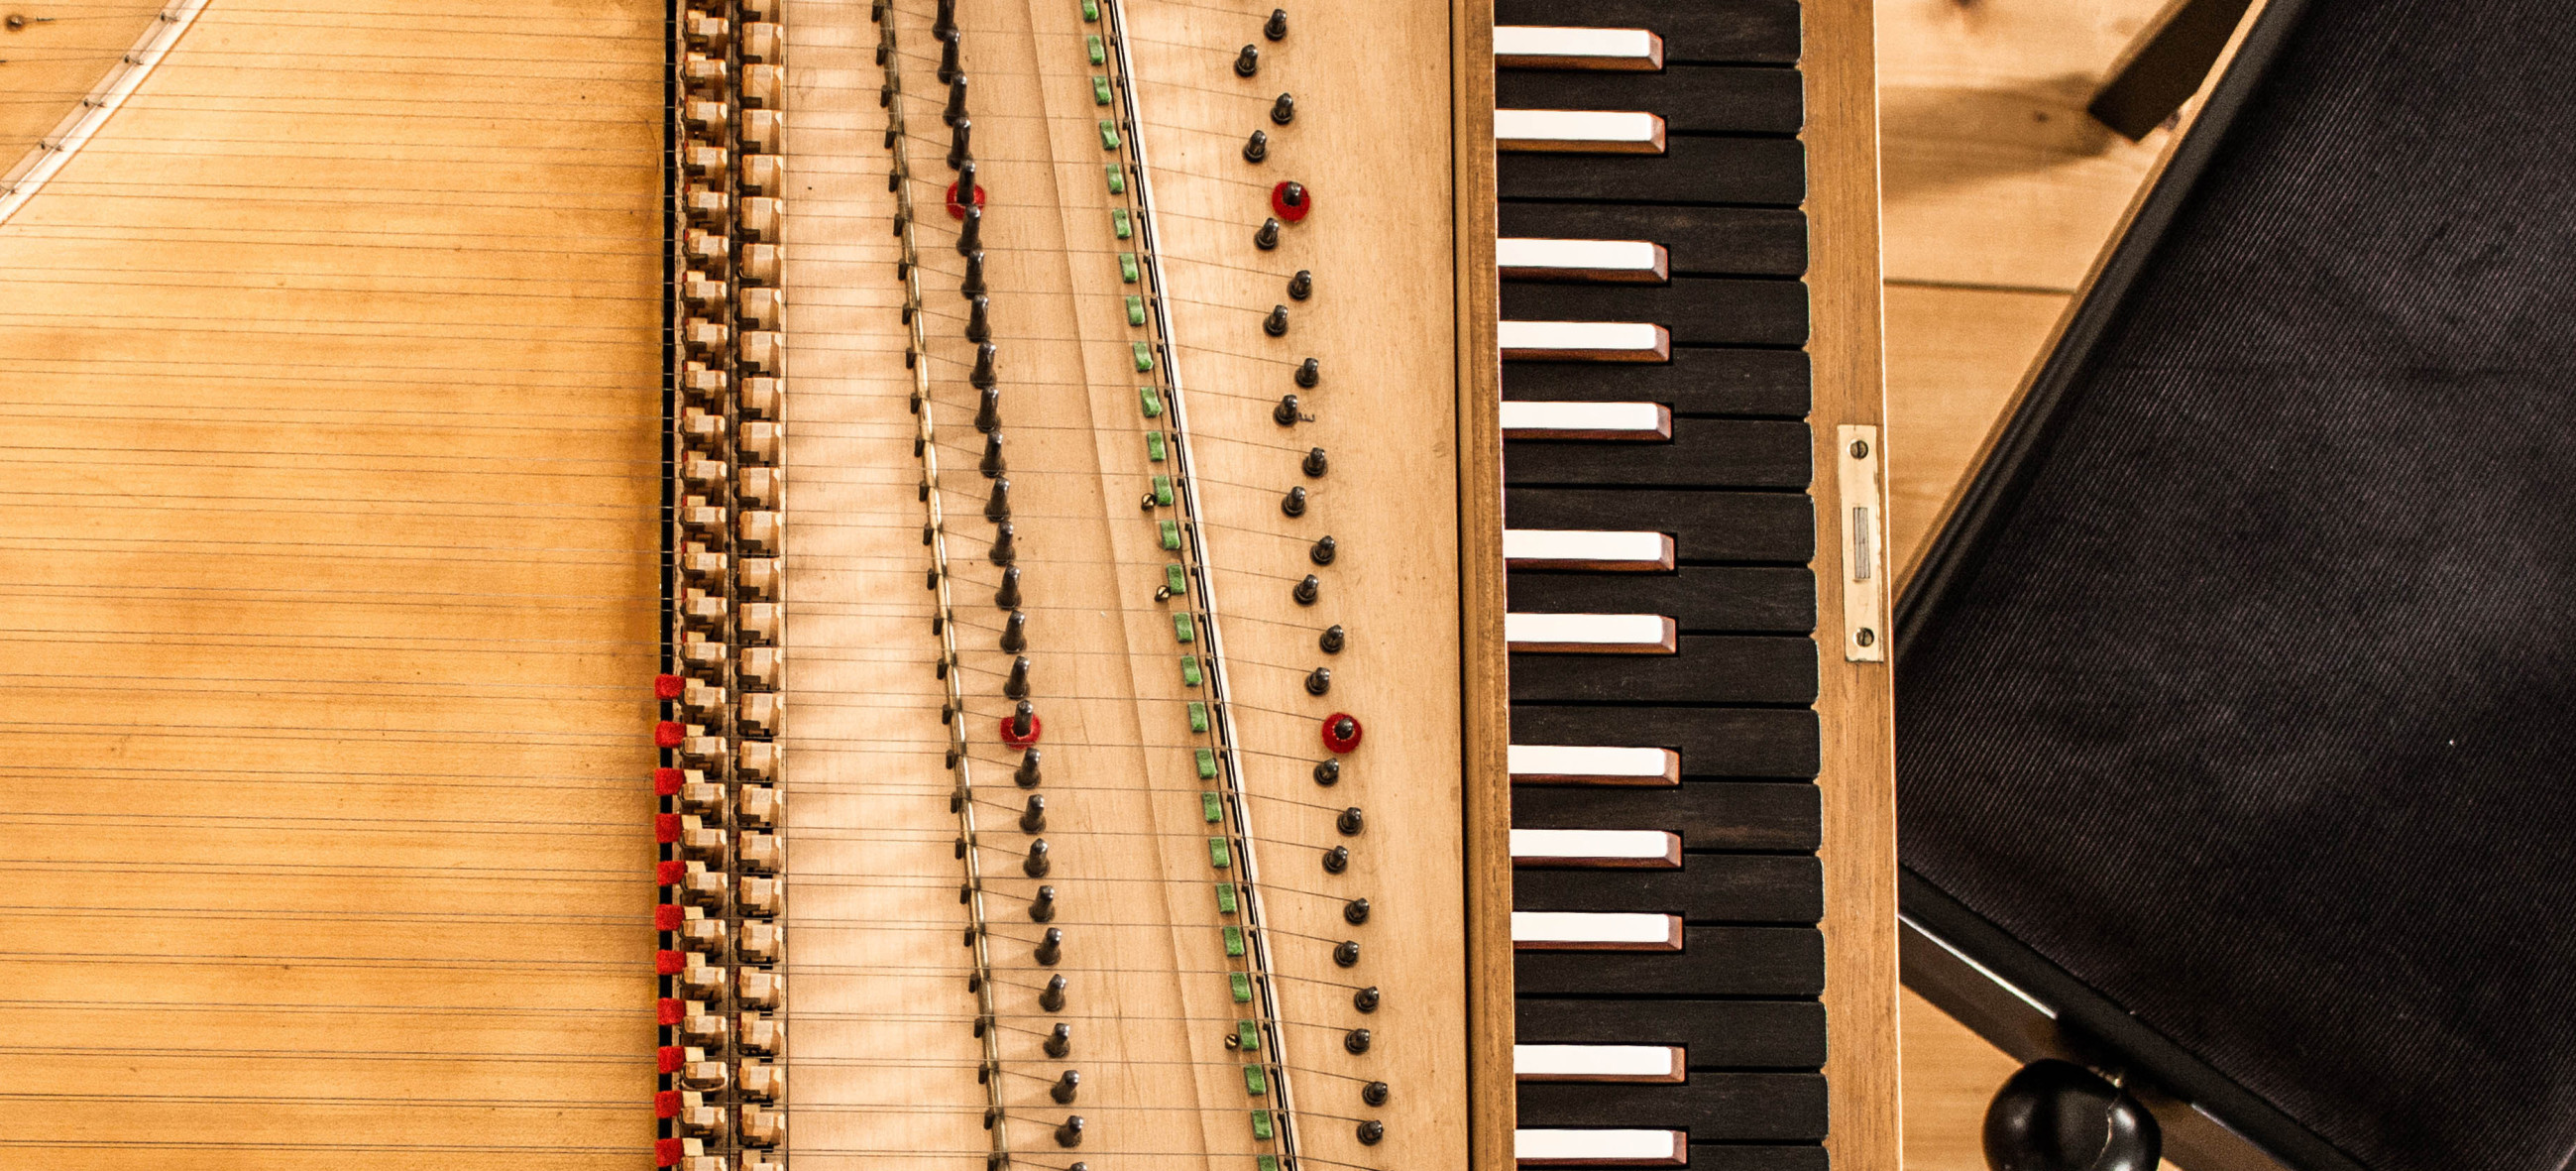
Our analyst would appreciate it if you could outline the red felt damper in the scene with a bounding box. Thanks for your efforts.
[946,180,986,218]
[654,814,683,844]
[655,1089,683,1117]
[653,720,686,749]
[653,766,684,797]
[653,673,685,701]
[654,903,684,932]
[1271,179,1311,222]
[656,860,685,886]
[657,997,685,1026]
[656,950,687,976]
[654,1136,685,1167]
[657,1045,685,1074]
[1321,712,1363,754]
[998,712,1044,748]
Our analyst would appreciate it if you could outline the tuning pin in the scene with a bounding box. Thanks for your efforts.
[1040,974,1067,1011]
[1051,1069,1081,1105]
[965,293,992,343]
[933,0,957,39]
[971,342,1000,389]
[1000,610,1029,653]
[1019,791,1046,831]
[944,71,969,125]
[988,522,1016,566]
[1234,44,1259,76]
[1296,357,1320,388]
[1011,700,1037,741]
[1309,534,1336,565]
[1313,758,1340,785]
[1266,7,1288,39]
[962,248,988,296]
[1264,304,1289,336]
[1345,1027,1372,1055]
[1277,180,1307,216]
[1055,1115,1085,1148]
[948,115,973,169]
[1271,92,1295,125]
[980,429,1006,477]
[1319,624,1345,653]
[975,386,1002,432]
[1288,270,1312,300]
[1293,574,1320,605]
[1334,939,1361,967]
[984,475,1011,522]
[1303,447,1328,477]
[1322,844,1348,874]
[1281,486,1307,517]
[1005,654,1033,700]
[1358,1119,1385,1145]
[1362,1081,1390,1107]
[956,204,983,253]
[1304,666,1331,695]
[1024,837,1052,878]
[938,28,962,85]
[1274,394,1300,425]
[1029,883,1057,922]
[1254,217,1282,250]
[1354,985,1381,1012]
[1035,926,1063,965]
[1338,806,1365,835]
[995,565,1023,609]
[1243,129,1269,163]
[1345,897,1371,925]
[1046,1021,1073,1057]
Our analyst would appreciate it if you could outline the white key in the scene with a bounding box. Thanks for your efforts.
[1494,26,1665,71]
[1498,237,1668,283]
[1512,911,1682,951]
[1501,401,1670,440]
[1507,613,1677,654]
[1515,1129,1687,1166]
[1497,109,1668,155]
[1503,528,1673,572]
[1512,829,1681,869]
[1500,320,1669,362]
[1514,1043,1685,1082]
[1509,744,1680,785]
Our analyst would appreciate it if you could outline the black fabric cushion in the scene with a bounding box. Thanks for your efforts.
[1894,2,2576,1169]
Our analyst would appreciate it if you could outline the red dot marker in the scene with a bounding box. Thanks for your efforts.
[1271,179,1311,222]
[1321,712,1363,754]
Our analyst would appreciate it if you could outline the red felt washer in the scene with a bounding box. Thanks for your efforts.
[1320,712,1363,754]
[656,860,685,886]
[653,720,685,749]
[655,1089,683,1117]
[654,903,684,932]
[653,813,683,844]
[657,997,685,1027]
[653,766,684,797]
[653,673,685,701]
[655,949,687,976]
[656,1045,685,1074]
[1271,179,1311,222]
[998,712,1044,748]
[947,180,987,219]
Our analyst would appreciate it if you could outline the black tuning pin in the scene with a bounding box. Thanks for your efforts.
[1305,666,1331,695]
[1005,655,1033,700]
[1266,8,1288,40]
[1055,1115,1085,1148]
[1023,837,1052,878]
[1000,610,1029,653]
[1281,486,1307,517]
[1322,844,1349,874]
[944,72,969,125]
[1234,44,1259,76]
[1243,129,1269,163]
[1254,217,1282,250]
[965,293,993,343]
[1288,269,1312,300]
[938,28,962,84]
[956,203,983,253]
[1295,357,1320,388]
[1040,974,1068,1011]
[983,475,1011,523]
[995,565,1023,609]
[1345,1027,1372,1055]
[1354,985,1381,1012]
[1271,92,1295,125]
[971,342,1000,389]
[1035,926,1063,965]
[1019,791,1046,831]
[956,158,979,206]
[1361,1081,1389,1107]
[1358,1120,1385,1146]
[1051,1069,1081,1105]
[1333,938,1361,967]
[1319,625,1345,653]
[1029,883,1057,922]
[975,386,1002,433]
[1046,1021,1073,1057]
[1264,304,1289,336]
[933,0,957,40]
[988,522,1016,566]
[1011,700,1037,741]
[980,429,1006,477]
[1309,534,1336,565]
[1274,394,1300,425]
[1345,897,1371,925]
[1292,574,1320,605]
[1303,447,1328,477]
[948,114,973,169]
[1278,181,1307,215]
[962,247,988,296]
[1015,745,1043,786]
[1313,758,1340,785]
[1338,806,1365,835]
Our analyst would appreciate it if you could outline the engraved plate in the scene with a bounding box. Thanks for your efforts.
[1837,424,1888,662]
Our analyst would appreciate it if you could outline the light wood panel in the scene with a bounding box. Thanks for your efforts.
[0,2,165,155]
[0,0,665,1164]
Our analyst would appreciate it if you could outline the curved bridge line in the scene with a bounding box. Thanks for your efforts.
[0,0,212,228]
